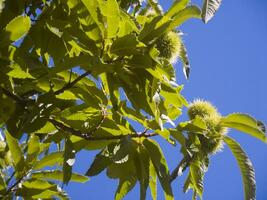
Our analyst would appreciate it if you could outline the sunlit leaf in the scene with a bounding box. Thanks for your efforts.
[33,152,64,170]
[27,134,40,166]
[220,113,266,143]
[32,170,89,183]
[0,15,31,47]
[202,0,223,23]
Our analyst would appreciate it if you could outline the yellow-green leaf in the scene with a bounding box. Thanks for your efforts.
[220,113,266,143]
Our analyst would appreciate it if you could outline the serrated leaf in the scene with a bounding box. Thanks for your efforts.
[115,177,137,200]
[189,161,204,198]
[110,34,145,56]
[132,146,150,200]
[149,160,157,200]
[220,113,266,143]
[202,0,222,23]
[63,138,75,185]
[98,0,121,38]
[7,64,35,79]
[80,0,105,37]
[22,179,55,190]
[16,183,69,200]
[27,134,40,165]
[0,15,31,47]
[5,131,25,175]
[143,139,174,200]
[139,16,172,43]
[33,152,64,170]
[224,136,256,200]
[32,170,89,183]
[86,149,112,177]
[165,0,189,18]
[177,116,207,133]
[166,6,201,32]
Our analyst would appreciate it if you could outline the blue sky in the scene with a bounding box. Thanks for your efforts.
[66,1,267,199]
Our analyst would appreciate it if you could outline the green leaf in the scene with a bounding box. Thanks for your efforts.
[16,180,69,199]
[110,34,145,56]
[33,152,64,170]
[202,0,222,23]
[143,139,174,200]
[115,177,137,200]
[63,138,75,185]
[132,146,150,200]
[22,179,55,190]
[166,6,201,32]
[98,0,121,38]
[32,170,89,183]
[86,149,112,177]
[149,160,157,200]
[165,0,189,18]
[7,63,35,79]
[5,131,25,175]
[138,15,171,43]
[0,15,31,47]
[80,0,105,37]
[27,134,40,166]
[224,136,256,200]
[0,172,6,193]
[220,113,266,143]
[189,160,204,198]
[177,116,207,133]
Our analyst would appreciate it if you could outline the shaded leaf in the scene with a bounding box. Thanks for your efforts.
[86,149,112,176]
[149,160,157,200]
[115,177,137,200]
[143,139,174,200]
[63,138,75,185]
[224,136,256,200]
[5,131,25,175]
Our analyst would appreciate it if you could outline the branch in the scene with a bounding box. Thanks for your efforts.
[48,119,158,141]
[54,70,91,95]
[0,86,25,105]
[4,170,31,197]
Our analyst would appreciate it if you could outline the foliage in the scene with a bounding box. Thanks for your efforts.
[0,0,265,199]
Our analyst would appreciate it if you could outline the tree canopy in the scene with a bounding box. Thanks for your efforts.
[0,0,265,199]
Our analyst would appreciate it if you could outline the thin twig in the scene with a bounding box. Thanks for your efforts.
[54,70,91,95]
[49,119,158,141]
[5,174,25,196]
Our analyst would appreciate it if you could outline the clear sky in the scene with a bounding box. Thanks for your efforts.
[66,0,267,199]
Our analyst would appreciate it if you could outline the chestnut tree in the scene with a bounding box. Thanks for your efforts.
[0,0,266,199]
